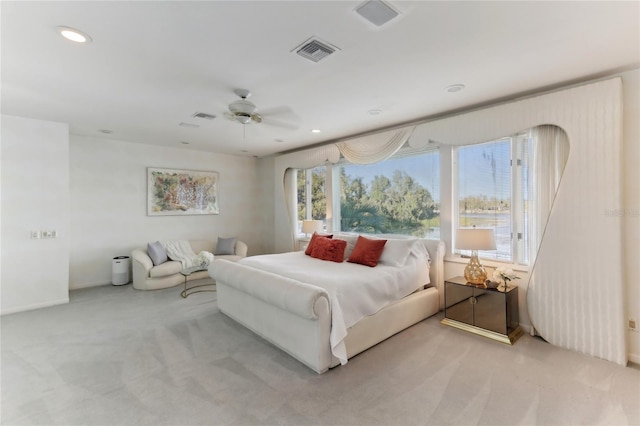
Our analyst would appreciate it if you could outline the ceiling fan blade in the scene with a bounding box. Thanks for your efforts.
[261,117,299,130]
[259,106,295,116]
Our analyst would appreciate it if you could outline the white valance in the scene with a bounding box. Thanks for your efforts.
[279,144,341,170]
[335,126,414,165]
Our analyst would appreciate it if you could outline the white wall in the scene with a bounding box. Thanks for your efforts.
[256,156,276,253]
[69,135,262,289]
[1,115,70,314]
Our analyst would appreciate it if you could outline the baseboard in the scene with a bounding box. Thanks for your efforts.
[519,323,533,335]
[628,352,640,365]
[1,297,69,316]
[69,280,112,290]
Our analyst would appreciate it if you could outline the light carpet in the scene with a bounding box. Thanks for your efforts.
[1,284,638,425]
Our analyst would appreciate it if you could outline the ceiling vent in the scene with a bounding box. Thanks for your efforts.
[355,0,399,27]
[292,37,340,63]
[192,112,216,120]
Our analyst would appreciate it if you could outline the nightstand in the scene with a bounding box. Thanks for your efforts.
[441,276,523,344]
[297,237,310,252]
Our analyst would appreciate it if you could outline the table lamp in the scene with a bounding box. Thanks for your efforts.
[301,220,323,237]
[456,227,496,285]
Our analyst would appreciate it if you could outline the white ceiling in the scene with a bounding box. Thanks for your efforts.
[2,1,638,158]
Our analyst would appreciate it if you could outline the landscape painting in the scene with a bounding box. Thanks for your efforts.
[147,168,219,215]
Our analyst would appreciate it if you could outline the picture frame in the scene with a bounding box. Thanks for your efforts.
[147,167,219,216]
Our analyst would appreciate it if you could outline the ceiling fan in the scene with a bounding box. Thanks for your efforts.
[224,89,298,130]
[225,89,262,125]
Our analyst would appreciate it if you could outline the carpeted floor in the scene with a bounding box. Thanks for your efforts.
[2,284,638,425]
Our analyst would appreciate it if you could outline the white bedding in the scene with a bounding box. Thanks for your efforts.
[238,242,430,364]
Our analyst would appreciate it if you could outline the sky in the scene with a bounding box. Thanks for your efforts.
[339,151,441,201]
[456,139,511,200]
[338,140,513,203]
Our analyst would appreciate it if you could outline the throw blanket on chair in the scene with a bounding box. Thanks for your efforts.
[160,240,202,269]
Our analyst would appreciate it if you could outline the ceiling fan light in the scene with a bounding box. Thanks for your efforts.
[235,114,253,125]
[229,99,258,115]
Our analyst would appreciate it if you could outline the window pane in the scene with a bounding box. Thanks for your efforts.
[296,169,306,221]
[337,150,440,238]
[296,166,327,234]
[457,139,511,261]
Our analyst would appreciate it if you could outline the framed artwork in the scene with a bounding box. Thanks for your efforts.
[147,167,219,216]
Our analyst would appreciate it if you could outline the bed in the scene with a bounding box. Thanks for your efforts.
[210,236,445,374]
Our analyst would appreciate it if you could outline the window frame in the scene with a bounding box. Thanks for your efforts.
[453,131,531,266]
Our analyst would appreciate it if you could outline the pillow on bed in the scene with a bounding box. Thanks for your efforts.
[334,234,358,260]
[310,237,346,263]
[347,236,387,267]
[305,232,333,256]
[147,241,168,266]
[378,238,419,267]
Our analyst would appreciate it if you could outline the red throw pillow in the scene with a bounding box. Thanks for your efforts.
[304,231,333,255]
[310,237,346,263]
[347,236,387,267]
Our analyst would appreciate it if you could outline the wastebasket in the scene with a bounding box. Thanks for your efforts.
[112,256,130,286]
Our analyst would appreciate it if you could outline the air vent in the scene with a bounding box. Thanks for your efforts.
[192,112,216,120]
[292,37,340,63]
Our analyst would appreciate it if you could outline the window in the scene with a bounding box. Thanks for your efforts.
[335,149,440,238]
[296,165,327,233]
[292,125,566,266]
[455,133,529,264]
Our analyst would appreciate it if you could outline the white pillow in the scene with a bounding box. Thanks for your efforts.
[378,238,419,267]
[334,233,359,260]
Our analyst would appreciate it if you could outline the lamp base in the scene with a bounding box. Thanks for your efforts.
[464,252,487,285]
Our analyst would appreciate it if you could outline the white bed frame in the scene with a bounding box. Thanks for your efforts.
[213,239,446,374]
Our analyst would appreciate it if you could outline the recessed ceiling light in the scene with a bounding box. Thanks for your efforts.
[241,150,249,153]
[311,129,321,133]
[274,139,284,143]
[368,109,382,115]
[355,0,400,27]
[179,122,199,128]
[446,84,465,93]
[57,26,92,43]
[98,129,113,134]
[180,141,190,145]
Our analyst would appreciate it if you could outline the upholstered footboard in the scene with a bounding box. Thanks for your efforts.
[212,257,440,374]
[212,259,334,373]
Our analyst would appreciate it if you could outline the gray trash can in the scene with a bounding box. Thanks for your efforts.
[112,256,130,285]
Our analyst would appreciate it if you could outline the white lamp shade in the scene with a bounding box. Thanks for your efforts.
[302,220,323,234]
[456,228,496,251]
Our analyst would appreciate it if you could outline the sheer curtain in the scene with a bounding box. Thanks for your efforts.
[529,125,570,265]
[335,126,414,164]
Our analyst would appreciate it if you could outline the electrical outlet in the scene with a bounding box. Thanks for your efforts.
[629,318,638,332]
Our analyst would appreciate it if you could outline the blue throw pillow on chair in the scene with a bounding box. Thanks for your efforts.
[147,241,168,266]
[215,237,236,255]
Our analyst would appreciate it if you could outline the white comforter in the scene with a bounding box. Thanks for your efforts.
[238,246,429,364]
